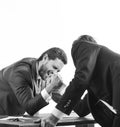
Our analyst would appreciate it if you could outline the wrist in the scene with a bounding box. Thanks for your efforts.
[41,89,51,102]
[49,113,60,124]
[46,86,53,94]
[52,108,65,120]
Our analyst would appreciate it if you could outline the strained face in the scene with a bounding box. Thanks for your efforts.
[38,58,64,80]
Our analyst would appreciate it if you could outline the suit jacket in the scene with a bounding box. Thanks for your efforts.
[73,90,115,127]
[0,58,48,116]
[56,41,120,126]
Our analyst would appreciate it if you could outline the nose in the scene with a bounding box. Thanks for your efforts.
[47,70,54,76]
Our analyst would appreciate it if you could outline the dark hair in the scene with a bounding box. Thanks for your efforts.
[37,47,67,64]
[77,35,97,44]
[71,35,97,64]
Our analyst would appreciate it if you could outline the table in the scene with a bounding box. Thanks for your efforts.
[0,112,96,127]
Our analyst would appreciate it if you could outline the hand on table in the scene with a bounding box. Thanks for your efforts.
[35,113,59,127]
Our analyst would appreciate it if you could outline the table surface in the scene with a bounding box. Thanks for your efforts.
[0,112,96,127]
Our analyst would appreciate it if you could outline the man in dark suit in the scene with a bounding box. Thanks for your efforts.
[40,35,120,127]
[0,47,67,116]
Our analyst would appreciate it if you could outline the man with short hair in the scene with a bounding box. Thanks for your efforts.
[0,47,67,116]
[40,35,120,127]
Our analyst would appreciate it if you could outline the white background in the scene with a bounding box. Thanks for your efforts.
[0,0,120,126]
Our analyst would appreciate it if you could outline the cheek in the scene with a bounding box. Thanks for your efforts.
[45,63,52,71]
[43,66,48,73]
[40,65,47,74]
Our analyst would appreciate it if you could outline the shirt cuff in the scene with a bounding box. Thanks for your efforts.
[52,108,66,120]
[41,89,51,103]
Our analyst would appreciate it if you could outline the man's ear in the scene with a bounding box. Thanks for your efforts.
[38,54,49,69]
[42,54,49,62]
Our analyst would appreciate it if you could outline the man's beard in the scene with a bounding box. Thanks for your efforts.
[38,66,48,80]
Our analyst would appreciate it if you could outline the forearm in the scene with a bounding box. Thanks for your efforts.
[25,94,48,116]
[73,93,90,117]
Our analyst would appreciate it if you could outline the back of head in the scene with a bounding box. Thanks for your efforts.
[38,47,67,64]
[71,35,97,64]
[73,35,97,47]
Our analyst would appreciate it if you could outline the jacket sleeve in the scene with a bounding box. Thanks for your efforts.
[73,93,90,117]
[112,112,120,127]
[8,66,48,116]
[56,43,100,115]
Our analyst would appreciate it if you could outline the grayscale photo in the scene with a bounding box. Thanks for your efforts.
[0,0,120,127]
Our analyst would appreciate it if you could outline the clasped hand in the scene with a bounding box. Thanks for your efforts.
[34,113,59,127]
[45,74,64,95]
